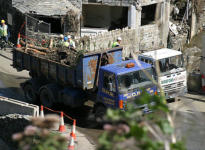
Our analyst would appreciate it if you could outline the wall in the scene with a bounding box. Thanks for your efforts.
[139,24,162,51]
[82,0,133,6]
[141,0,165,6]
[76,25,163,57]
[76,27,138,57]
[82,0,165,7]
[191,1,205,38]
[198,4,205,30]
[68,0,82,9]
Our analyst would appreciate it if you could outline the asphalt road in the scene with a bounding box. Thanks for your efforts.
[169,95,205,150]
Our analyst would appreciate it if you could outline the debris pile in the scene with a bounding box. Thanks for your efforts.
[168,0,191,50]
[19,37,87,67]
[44,48,85,66]
[168,21,189,50]
[0,114,30,149]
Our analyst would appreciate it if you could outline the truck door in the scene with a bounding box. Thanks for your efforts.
[139,57,156,77]
[99,72,117,108]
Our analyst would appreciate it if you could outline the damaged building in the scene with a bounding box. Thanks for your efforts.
[0,0,80,41]
[78,0,170,56]
[0,0,170,56]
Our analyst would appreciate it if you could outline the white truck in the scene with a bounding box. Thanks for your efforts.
[138,48,187,99]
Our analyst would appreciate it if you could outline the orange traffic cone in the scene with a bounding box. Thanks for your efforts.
[40,105,44,118]
[59,112,66,132]
[16,33,21,48]
[70,119,76,140]
[68,133,75,150]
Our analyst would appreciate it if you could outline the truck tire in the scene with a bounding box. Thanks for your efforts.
[95,104,106,123]
[39,84,61,108]
[23,83,38,104]
[39,88,54,108]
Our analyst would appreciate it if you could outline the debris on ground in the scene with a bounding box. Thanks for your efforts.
[168,21,190,50]
[0,114,30,150]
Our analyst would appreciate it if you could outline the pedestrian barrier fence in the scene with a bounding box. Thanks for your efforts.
[0,96,39,117]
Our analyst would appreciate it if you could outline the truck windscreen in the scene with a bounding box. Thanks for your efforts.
[118,68,153,94]
[158,55,183,73]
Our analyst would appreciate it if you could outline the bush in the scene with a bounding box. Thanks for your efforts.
[98,92,186,150]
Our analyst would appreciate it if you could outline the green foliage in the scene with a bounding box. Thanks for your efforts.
[98,92,186,150]
[171,142,186,150]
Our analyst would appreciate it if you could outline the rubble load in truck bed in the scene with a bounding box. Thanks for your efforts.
[19,39,86,67]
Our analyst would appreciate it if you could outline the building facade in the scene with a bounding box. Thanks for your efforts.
[78,0,170,55]
[0,0,170,55]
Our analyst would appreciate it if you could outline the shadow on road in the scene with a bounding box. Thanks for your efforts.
[0,51,12,61]
[0,87,25,102]
[181,95,205,103]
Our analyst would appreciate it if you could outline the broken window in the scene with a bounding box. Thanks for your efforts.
[38,17,63,33]
[82,4,128,31]
[141,4,157,26]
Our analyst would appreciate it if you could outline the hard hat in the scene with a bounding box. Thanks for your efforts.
[117,37,122,41]
[67,35,71,39]
[60,34,64,38]
[64,36,68,41]
[1,20,5,24]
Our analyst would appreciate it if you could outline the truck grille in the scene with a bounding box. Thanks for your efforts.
[163,81,184,92]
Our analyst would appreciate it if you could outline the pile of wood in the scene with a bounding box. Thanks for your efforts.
[20,40,48,55]
[19,39,85,66]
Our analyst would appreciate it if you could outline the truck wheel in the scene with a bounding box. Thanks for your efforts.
[95,105,106,123]
[39,88,54,108]
[24,84,38,104]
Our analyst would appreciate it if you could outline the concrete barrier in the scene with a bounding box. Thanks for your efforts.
[0,96,39,117]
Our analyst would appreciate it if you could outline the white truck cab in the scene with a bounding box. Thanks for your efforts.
[138,48,187,99]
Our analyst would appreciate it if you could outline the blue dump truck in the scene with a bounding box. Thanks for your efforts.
[13,47,157,118]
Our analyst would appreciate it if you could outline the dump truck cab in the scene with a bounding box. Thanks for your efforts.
[96,60,157,112]
[138,48,187,99]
